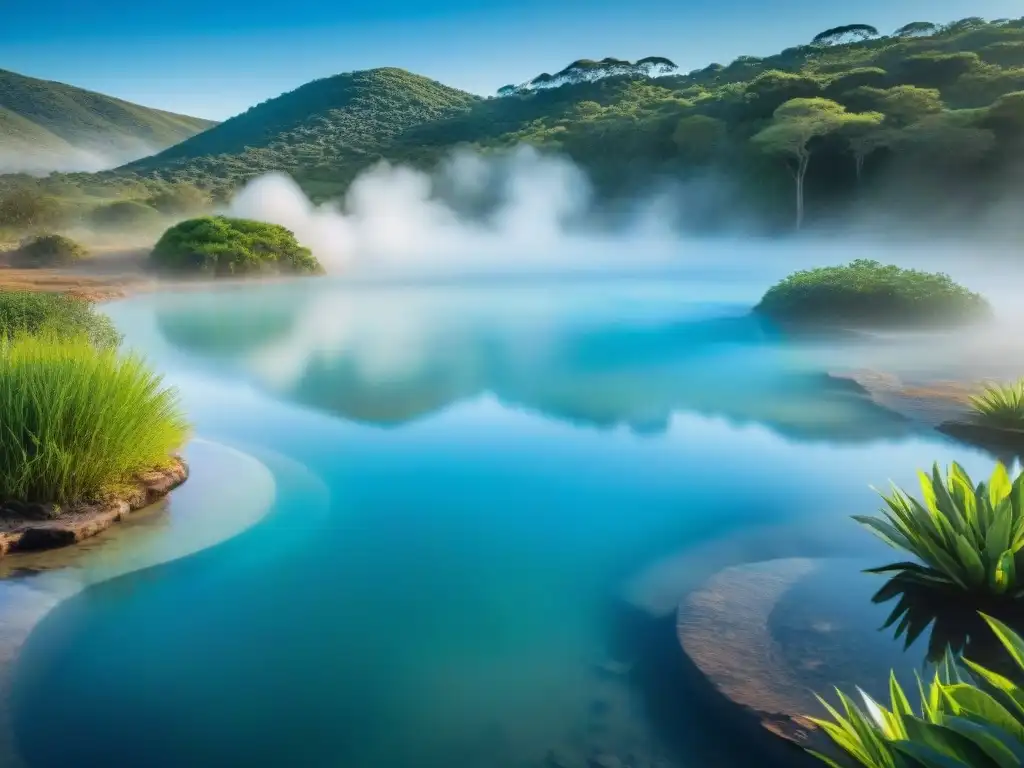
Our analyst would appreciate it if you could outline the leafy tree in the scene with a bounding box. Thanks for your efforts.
[743,70,824,118]
[898,52,982,89]
[672,115,728,165]
[942,16,988,35]
[893,21,938,38]
[823,67,889,96]
[496,84,517,97]
[982,90,1024,135]
[893,112,996,167]
[89,200,163,230]
[842,85,944,126]
[150,216,322,276]
[980,40,1024,67]
[752,98,867,229]
[839,113,888,180]
[812,24,880,46]
[0,186,65,231]
[14,234,89,266]
[146,183,211,215]
[635,56,678,77]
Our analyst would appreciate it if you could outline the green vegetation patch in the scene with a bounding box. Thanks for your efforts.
[14,233,88,266]
[0,290,120,348]
[89,199,163,230]
[0,334,189,504]
[755,259,990,327]
[970,378,1024,429]
[150,216,322,276]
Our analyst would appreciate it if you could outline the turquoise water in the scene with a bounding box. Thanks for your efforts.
[7,275,998,768]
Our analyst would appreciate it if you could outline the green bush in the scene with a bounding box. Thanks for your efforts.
[0,334,189,503]
[0,290,121,348]
[89,200,163,230]
[754,260,990,327]
[811,614,1024,767]
[857,462,1024,598]
[970,379,1024,430]
[14,234,88,267]
[150,216,322,276]
[146,183,211,215]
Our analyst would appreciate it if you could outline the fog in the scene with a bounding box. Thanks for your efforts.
[0,138,160,176]
[227,146,686,275]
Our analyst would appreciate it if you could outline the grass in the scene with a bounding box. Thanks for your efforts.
[971,379,1024,429]
[0,289,121,347]
[810,614,1024,768]
[755,260,991,328]
[0,333,190,504]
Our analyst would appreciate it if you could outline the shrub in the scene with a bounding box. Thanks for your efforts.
[754,260,990,328]
[0,334,189,503]
[0,188,67,232]
[0,290,121,348]
[856,462,1024,598]
[14,234,88,267]
[810,615,1024,767]
[970,379,1024,430]
[146,183,211,215]
[150,216,322,277]
[89,200,163,231]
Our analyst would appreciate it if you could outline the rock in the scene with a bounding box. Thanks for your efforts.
[24,502,62,521]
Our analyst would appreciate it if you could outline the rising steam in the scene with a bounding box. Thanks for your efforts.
[227,146,681,274]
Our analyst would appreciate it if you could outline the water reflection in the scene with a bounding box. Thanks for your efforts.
[150,281,915,443]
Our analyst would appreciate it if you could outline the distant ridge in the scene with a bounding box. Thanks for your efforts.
[0,68,217,174]
[121,68,479,184]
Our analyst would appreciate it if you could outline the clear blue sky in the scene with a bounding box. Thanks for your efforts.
[2,0,1019,120]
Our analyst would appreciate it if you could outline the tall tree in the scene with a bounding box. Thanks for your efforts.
[752,98,874,229]
[840,115,889,181]
[894,21,938,38]
[812,24,880,46]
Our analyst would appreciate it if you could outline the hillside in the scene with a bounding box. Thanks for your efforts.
[8,15,1024,234]
[0,68,216,174]
[121,68,479,190]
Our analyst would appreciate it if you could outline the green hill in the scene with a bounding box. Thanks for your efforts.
[0,68,216,174]
[121,68,479,191]
[10,15,1024,233]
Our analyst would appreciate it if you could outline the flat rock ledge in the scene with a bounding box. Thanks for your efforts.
[676,558,844,764]
[0,458,188,557]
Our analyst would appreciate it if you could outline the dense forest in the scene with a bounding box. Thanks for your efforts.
[4,15,1024,234]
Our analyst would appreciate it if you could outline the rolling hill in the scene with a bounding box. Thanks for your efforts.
[0,68,216,174]
[122,68,479,190]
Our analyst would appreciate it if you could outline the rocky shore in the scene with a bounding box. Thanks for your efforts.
[0,458,189,557]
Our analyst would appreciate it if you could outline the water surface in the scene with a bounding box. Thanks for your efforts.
[8,274,998,768]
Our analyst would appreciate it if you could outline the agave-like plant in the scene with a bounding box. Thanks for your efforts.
[810,615,1024,768]
[971,379,1024,430]
[855,462,1024,597]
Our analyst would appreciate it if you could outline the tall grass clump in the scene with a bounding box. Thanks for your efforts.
[0,334,190,503]
[810,615,1024,768]
[856,462,1024,598]
[970,379,1024,430]
[0,290,121,348]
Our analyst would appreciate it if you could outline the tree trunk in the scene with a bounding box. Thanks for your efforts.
[855,153,865,183]
[795,152,809,230]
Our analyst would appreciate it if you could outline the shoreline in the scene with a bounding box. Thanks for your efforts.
[0,458,189,558]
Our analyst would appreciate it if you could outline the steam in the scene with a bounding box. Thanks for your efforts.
[227,146,680,274]
[0,138,161,175]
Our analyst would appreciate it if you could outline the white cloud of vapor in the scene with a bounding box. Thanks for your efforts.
[226,145,680,275]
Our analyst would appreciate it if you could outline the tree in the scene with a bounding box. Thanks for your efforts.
[980,41,1024,68]
[899,52,981,89]
[842,119,890,181]
[672,115,728,165]
[0,186,65,231]
[743,70,824,119]
[893,21,938,38]
[751,98,870,229]
[942,17,987,35]
[983,90,1024,136]
[496,85,517,97]
[823,67,889,97]
[635,56,679,77]
[812,24,880,46]
[893,112,996,167]
[842,85,944,126]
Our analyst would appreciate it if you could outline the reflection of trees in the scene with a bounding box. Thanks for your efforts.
[153,288,914,443]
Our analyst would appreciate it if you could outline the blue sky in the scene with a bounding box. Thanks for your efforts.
[3,0,1020,120]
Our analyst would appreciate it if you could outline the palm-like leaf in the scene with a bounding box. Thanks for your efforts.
[971,380,1024,430]
[811,615,1024,767]
[857,463,1024,598]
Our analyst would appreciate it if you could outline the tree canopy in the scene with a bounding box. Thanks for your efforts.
[812,24,880,46]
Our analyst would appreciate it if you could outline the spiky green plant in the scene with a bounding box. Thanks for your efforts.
[971,379,1024,430]
[0,333,190,503]
[809,615,1024,768]
[855,462,1024,597]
